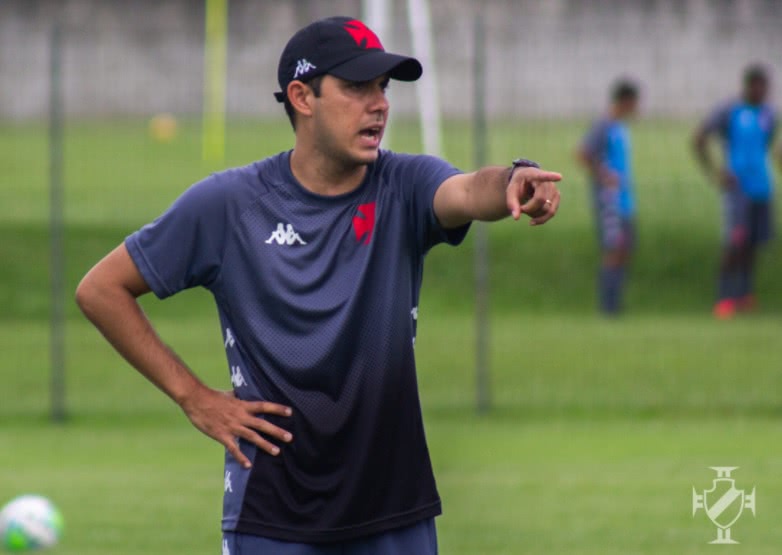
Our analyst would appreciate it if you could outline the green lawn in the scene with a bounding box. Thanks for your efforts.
[1,118,781,553]
[2,408,780,554]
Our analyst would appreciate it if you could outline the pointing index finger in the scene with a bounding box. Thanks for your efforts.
[521,170,562,183]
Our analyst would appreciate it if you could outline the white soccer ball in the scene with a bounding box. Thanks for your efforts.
[0,495,63,551]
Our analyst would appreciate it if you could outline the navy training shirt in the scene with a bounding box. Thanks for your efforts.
[125,150,469,543]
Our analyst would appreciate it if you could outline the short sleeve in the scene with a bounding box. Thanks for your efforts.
[702,103,731,139]
[125,174,230,299]
[580,120,609,161]
[387,153,469,253]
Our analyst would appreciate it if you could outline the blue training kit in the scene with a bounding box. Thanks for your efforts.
[125,150,469,545]
[581,116,636,220]
[705,99,777,249]
[702,99,777,302]
[705,99,777,201]
[581,116,636,314]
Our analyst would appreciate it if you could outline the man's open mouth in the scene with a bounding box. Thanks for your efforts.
[359,125,383,139]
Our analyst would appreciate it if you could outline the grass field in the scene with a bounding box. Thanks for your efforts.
[1,118,781,554]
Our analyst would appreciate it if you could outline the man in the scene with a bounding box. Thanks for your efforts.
[577,80,640,315]
[694,65,777,319]
[76,16,561,555]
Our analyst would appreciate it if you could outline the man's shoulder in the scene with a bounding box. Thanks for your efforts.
[760,103,777,119]
[171,153,288,218]
[212,152,288,190]
[594,117,625,143]
[715,98,743,116]
[372,150,461,187]
[374,150,456,171]
[370,150,462,195]
[374,149,430,167]
[586,116,614,137]
[701,99,738,133]
[191,152,289,207]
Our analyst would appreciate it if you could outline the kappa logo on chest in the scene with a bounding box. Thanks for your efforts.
[265,223,307,246]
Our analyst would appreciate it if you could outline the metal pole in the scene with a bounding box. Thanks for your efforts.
[407,0,442,156]
[362,0,393,148]
[49,21,66,422]
[202,0,228,164]
[473,12,490,413]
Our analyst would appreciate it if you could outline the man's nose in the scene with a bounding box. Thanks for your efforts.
[368,87,389,113]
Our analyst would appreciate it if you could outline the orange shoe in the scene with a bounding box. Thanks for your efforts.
[736,294,757,312]
[713,299,737,319]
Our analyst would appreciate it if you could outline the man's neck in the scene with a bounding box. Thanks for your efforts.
[742,95,761,107]
[289,143,368,197]
[609,106,625,121]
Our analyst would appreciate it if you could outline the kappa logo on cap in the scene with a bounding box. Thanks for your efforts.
[294,58,317,79]
[343,19,383,50]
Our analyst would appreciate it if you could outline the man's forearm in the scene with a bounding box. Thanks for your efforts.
[465,165,514,222]
[435,163,560,228]
[693,131,716,177]
[76,280,204,407]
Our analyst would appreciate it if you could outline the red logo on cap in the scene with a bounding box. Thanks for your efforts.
[343,20,383,50]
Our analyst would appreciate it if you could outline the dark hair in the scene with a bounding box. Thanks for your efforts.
[611,79,639,102]
[744,64,769,85]
[283,76,324,129]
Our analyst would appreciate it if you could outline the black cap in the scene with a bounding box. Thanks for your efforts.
[274,16,422,103]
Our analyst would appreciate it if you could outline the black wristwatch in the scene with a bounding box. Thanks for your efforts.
[508,158,540,183]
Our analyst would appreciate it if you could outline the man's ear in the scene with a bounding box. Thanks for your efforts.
[287,80,314,120]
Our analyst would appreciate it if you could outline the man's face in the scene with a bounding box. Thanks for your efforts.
[745,77,769,105]
[617,96,639,119]
[308,74,390,166]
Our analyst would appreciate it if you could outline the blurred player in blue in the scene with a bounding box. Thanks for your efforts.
[694,65,778,319]
[75,16,562,555]
[578,80,640,315]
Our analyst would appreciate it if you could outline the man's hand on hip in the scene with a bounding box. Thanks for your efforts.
[180,386,293,468]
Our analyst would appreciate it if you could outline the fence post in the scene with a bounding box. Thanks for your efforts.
[49,20,66,423]
[473,11,490,414]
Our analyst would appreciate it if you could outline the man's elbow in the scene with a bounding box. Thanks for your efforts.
[75,272,116,321]
[74,275,98,318]
[575,149,589,168]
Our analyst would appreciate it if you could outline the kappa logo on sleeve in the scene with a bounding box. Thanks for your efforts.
[343,20,383,50]
[230,365,247,388]
[352,202,376,244]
